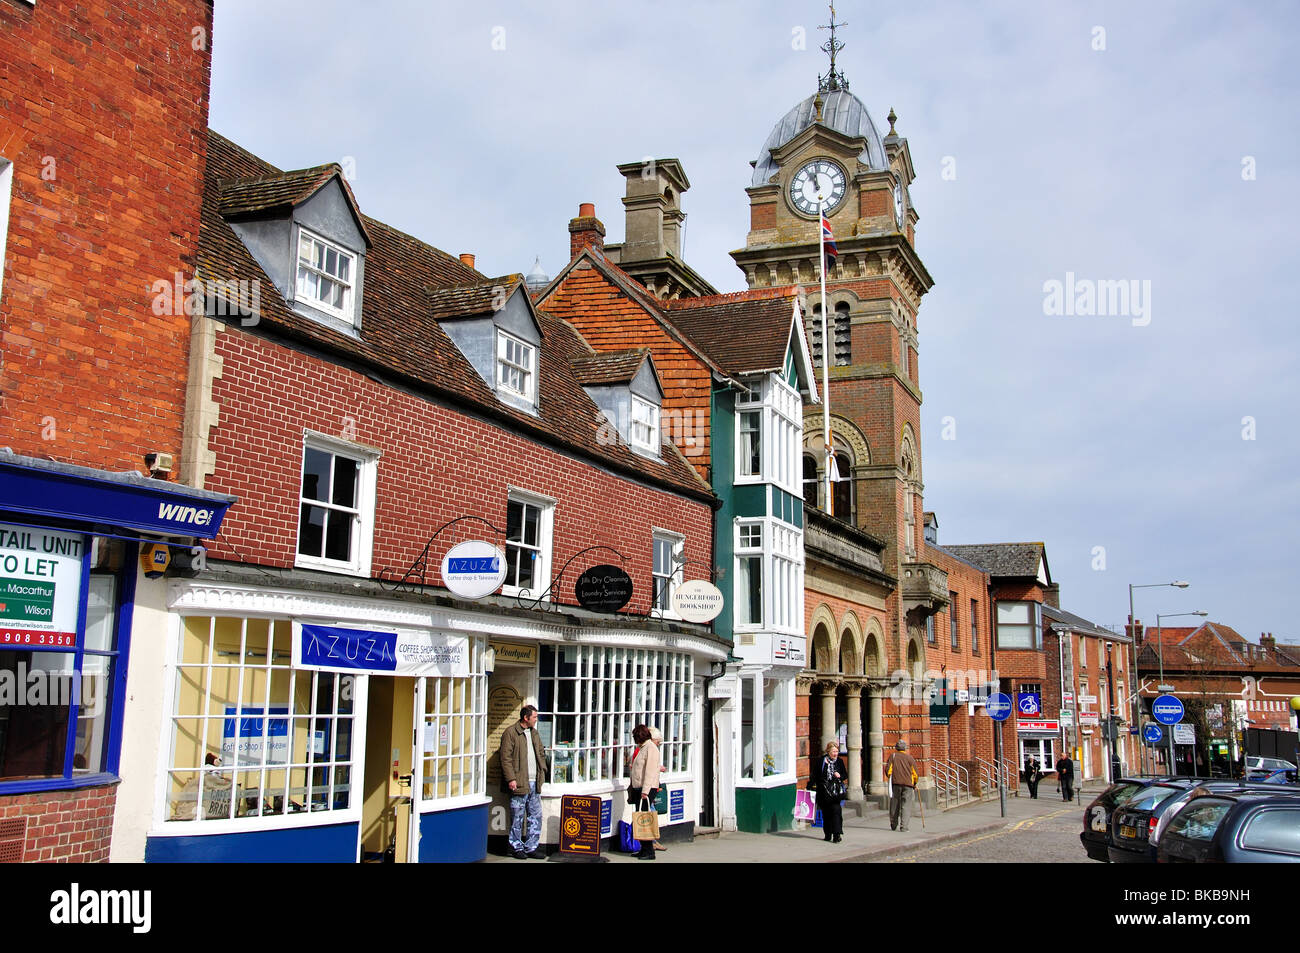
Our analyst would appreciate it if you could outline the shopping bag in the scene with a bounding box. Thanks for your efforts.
[618,820,641,853]
[632,797,660,841]
[794,789,815,821]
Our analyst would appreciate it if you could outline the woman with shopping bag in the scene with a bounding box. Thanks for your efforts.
[808,741,849,843]
[627,724,661,860]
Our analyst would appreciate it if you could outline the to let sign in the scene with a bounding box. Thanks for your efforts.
[559,794,602,856]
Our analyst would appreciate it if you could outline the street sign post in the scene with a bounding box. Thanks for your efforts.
[1153,695,1183,777]
[986,692,1011,819]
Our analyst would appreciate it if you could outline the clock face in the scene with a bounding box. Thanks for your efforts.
[789,159,846,216]
[894,182,904,226]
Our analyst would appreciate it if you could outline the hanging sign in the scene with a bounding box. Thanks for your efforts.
[671,579,724,622]
[293,622,469,676]
[0,523,84,650]
[574,565,633,613]
[441,540,507,600]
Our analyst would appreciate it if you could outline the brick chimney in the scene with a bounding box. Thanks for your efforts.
[1043,583,1060,609]
[1261,633,1276,656]
[1127,615,1145,647]
[569,203,605,259]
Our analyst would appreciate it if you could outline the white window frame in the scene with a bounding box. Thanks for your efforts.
[295,431,378,576]
[496,329,537,405]
[417,636,488,808]
[502,487,554,600]
[733,516,804,636]
[629,394,661,456]
[155,614,367,835]
[652,529,685,618]
[295,226,357,322]
[996,600,1041,650]
[737,671,795,788]
[734,375,802,496]
[0,158,12,306]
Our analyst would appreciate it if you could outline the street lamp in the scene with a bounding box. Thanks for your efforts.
[1129,581,1190,773]
[1155,610,1209,777]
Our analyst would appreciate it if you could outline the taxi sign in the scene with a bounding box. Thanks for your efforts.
[1152,694,1184,726]
[986,693,1012,722]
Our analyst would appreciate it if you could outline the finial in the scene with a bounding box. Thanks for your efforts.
[813,92,824,122]
[817,2,849,93]
[887,107,897,135]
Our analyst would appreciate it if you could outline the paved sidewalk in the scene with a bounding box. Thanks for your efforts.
[489,781,1103,864]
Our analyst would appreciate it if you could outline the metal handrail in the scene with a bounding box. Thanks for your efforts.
[931,760,953,807]
[935,759,969,802]
[974,757,999,796]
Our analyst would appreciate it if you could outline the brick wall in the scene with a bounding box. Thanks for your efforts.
[0,0,213,472]
[0,785,116,862]
[204,324,714,616]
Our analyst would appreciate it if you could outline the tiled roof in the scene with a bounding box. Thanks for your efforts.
[1136,622,1300,672]
[568,349,651,386]
[1043,604,1119,641]
[425,279,523,321]
[198,130,712,502]
[942,542,1045,578]
[219,161,373,246]
[666,293,799,377]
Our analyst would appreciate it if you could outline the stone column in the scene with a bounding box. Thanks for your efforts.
[819,679,838,752]
[845,680,864,797]
[867,680,887,797]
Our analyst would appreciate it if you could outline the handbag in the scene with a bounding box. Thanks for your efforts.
[826,776,847,801]
[632,796,660,841]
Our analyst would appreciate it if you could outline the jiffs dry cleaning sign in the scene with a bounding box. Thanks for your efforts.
[0,523,84,649]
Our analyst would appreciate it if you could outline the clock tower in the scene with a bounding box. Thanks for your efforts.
[731,9,945,680]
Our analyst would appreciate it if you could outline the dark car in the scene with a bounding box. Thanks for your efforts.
[1080,776,1179,862]
[1156,791,1300,863]
[1107,779,1201,863]
[1115,779,1287,863]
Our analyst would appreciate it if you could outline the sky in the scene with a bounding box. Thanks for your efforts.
[208,1,1300,643]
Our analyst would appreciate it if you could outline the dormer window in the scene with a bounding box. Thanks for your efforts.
[497,329,536,403]
[630,395,660,455]
[297,228,355,318]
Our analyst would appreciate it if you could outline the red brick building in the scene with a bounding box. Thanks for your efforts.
[0,0,232,864]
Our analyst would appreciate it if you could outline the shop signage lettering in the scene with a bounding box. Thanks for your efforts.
[489,641,537,665]
[558,794,602,855]
[156,501,214,527]
[574,565,633,613]
[671,579,724,623]
[600,798,612,835]
[441,541,508,600]
[0,523,82,649]
[223,706,289,764]
[670,788,684,821]
[1017,720,1059,732]
[294,623,469,677]
[773,636,806,664]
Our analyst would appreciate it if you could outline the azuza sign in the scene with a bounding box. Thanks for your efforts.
[440,540,507,600]
[293,623,469,677]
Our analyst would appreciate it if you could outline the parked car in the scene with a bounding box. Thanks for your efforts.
[1157,790,1300,863]
[1080,776,1180,862]
[1254,768,1298,784]
[1107,779,1201,864]
[1246,756,1296,776]
[1123,780,1290,862]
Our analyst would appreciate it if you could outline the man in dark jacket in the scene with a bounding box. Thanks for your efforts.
[1055,754,1074,802]
[500,704,548,859]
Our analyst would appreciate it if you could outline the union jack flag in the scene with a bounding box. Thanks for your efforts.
[821,215,838,266]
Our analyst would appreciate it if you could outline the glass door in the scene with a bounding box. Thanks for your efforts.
[407,677,426,863]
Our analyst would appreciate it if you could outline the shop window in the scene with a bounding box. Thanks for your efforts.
[296,434,377,575]
[165,616,357,824]
[537,645,693,783]
[0,552,122,787]
[652,531,684,616]
[1019,737,1055,769]
[739,673,792,782]
[418,637,488,803]
[504,490,554,597]
[996,601,1041,650]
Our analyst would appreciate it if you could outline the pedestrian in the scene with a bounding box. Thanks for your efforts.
[885,739,918,832]
[499,703,548,859]
[1025,757,1041,799]
[1055,752,1074,802]
[628,723,661,861]
[809,741,849,843]
[647,725,668,852]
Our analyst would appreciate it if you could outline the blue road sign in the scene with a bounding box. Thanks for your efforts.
[1143,724,1164,744]
[987,692,1012,722]
[1152,694,1184,726]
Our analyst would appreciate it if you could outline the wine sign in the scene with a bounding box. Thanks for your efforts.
[574,564,633,613]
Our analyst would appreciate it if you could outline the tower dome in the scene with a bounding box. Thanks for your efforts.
[525,256,550,292]
[750,88,888,188]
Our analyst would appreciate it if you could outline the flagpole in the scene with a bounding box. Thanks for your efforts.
[819,193,832,514]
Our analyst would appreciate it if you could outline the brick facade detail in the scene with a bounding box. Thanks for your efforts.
[0,785,117,863]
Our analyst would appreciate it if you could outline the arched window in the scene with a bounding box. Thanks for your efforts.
[807,303,852,368]
[802,453,819,505]
[832,451,852,520]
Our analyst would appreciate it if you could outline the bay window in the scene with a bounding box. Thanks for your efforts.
[997,600,1041,650]
[735,374,802,496]
[739,673,792,781]
[734,518,803,635]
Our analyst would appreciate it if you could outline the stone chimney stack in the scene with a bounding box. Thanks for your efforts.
[1261,633,1276,655]
[568,203,605,259]
[614,159,690,262]
[1044,583,1060,609]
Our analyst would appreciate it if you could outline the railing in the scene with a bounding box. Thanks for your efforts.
[975,757,998,796]
[1000,757,1017,793]
[931,759,968,808]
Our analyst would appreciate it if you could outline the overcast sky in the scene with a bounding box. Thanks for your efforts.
[209,1,1299,645]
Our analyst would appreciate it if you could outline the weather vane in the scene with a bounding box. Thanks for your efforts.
[817,2,849,93]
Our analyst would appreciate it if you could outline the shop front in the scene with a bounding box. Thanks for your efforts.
[141,572,722,862]
[0,452,233,863]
